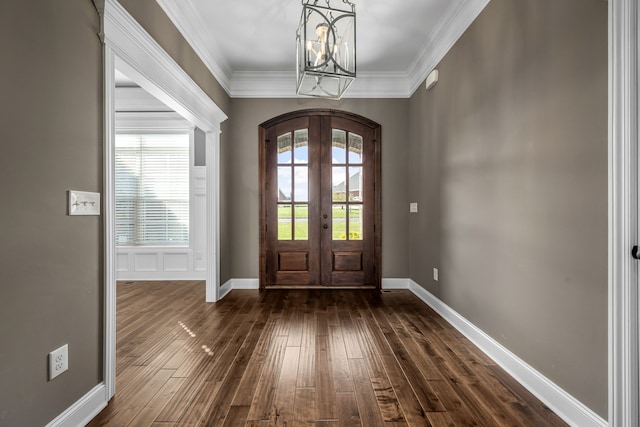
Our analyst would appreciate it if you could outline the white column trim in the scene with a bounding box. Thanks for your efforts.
[206,130,221,302]
[103,44,117,400]
[609,0,639,425]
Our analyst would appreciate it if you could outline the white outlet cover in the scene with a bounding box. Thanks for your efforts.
[68,190,100,216]
[49,344,68,380]
[410,202,418,213]
[433,268,439,281]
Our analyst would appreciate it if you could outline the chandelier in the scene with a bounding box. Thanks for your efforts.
[296,0,356,99]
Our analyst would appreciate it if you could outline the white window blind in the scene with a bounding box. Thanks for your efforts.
[115,133,190,246]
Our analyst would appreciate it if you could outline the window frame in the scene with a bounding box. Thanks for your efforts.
[115,112,195,248]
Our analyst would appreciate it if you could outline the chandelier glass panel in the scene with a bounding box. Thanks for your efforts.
[296,0,356,99]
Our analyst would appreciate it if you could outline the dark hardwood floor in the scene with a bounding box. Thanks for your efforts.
[87,281,568,426]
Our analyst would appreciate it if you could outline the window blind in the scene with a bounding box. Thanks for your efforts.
[115,133,190,246]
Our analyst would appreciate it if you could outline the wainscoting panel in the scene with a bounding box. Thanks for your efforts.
[163,252,189,272]
[116,249,205,280]
[134,253,158,272]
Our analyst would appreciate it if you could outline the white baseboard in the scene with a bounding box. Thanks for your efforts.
[46,383,108,427]
[224,278,407,291]
[381,278,411,289]
[407,279,607,427]
[219,279,233,299]
[228,278,260,289]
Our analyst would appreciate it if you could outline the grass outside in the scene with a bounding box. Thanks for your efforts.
[277,204,362,240]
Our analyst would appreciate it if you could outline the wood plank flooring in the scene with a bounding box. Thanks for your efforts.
[87,281,568,427]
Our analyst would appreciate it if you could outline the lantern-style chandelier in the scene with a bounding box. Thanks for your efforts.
[296,0,356,99]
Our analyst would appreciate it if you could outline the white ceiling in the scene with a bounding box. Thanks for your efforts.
[155,0,490,98]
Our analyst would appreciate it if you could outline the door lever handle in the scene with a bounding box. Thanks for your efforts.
[633,245,640,260]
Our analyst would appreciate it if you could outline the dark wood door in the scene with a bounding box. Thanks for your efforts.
[260,110,381,288]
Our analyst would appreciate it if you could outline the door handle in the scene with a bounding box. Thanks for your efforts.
[323,224,328,229]
[632,245,640,259]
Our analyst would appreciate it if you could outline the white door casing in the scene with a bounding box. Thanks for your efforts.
[102,0,227,400]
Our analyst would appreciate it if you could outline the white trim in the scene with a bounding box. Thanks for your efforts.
[104,0,227,131]
[220,278,406,292]
[609,0,640,425]
[206,130,222,302]
[46,384,108,427]
[156,0,488,99]
[229,71,411,99]
[101,0,228,420]
[406,0,491,96]
[230,278,261,290]
[220,279,233,300]
[155,0,232,94]
[103,44,117,401]
[381,278,411,289]
[407,280,608,427]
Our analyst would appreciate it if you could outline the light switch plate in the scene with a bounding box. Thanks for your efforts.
[410,202,418,213]
[68,190,100,216]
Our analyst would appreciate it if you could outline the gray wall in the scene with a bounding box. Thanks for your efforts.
[408,0,608,417]
[0,1,103,425]
[0,0,231,424]
[225,98,411,280]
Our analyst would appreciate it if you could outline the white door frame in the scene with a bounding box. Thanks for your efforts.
[102,0,227,399]
[609,0,639,425]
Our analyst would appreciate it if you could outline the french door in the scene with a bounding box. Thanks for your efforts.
[259,110,381,288]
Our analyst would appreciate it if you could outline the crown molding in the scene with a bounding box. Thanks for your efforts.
[406,0,491,96]
[156,0,489,99]
[230,71,411,98]
[155,0,233,94]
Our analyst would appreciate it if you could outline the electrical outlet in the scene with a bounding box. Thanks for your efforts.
[433,268,439,281]
[48,344,68,380]
[409,202,418,213]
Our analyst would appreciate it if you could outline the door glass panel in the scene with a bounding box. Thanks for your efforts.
[278,167,292,202]
[332,166,347,201]
[294,204,309,240]
[277,133,292,164]
[278,204,292,240]
[332,129,347,164]
[348,205,363,240]
[348,167,362,201]
[348,133,363,163]
[332,204,347,240]
[293,129,309,164]
[294,166,309,202]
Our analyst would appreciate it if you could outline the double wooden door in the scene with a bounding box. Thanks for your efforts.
[260,110,381,288]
